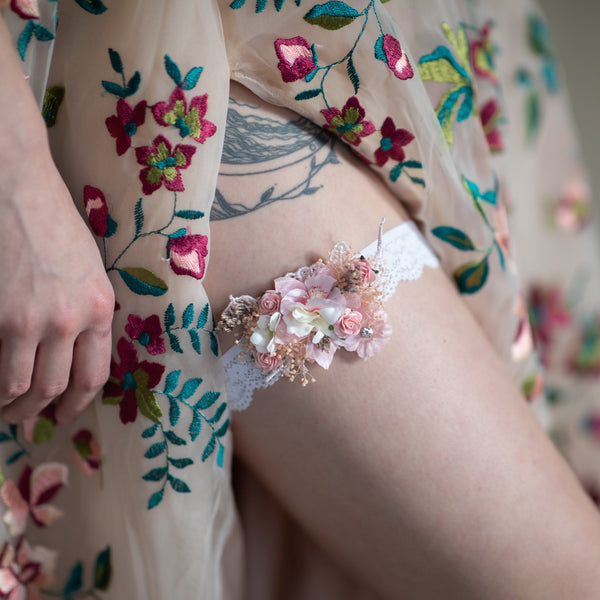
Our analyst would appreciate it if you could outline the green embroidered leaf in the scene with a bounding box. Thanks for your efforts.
[418,55,466,85]
[145,442,166,459]
[168,332,183,354]
[134,198,144,235]
[180,378,203,401]
[165,430,186,446]
[164,303,176,329]
[215,419,230,438]
[295,89,321,101]
[197,304,209,329]
[189,329,201,355]
[454,257,489,294]
[94,547,112,591]
[42,85,65,127]
[136,388,164,423]
[164,55,182,86]
[189,412,202,441]
[208,402,228,424]
[168,397,180,427]
[142,467,168,481]
[142,423,159,439]
[118,268,168,296]
[126,71,141,96]
[108,48,123,74]
[174,210,204,219]
[442,22,469,69]
[7,451,25,466]
[347,55,359,93]
[431,226,475,251]
[195,391,220,410]
[304,2,361,30]
[33,23,54,42]
[74,0,108,14]
[168,474,191,493]
[182,303,194,328]
[181,67,204,91]
[525,91,540,142]
[101,80,126,98]
[164,370,181,394]
[202,436,216,461]
[168,457,193,469]
[33,417,54,444]
[148,488,164,510]
[64,562,83,595]
[210,332,219,357]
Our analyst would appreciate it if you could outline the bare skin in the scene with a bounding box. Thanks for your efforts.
[0,17,114,423]
[205,82,600,598]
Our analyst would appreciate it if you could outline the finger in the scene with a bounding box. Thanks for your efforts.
[2,339,74,422]
[54,328,112,424]
[0,338,37,407]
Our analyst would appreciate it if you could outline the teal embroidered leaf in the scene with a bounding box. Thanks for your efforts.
[168,332,183,354]
[215,419,230,438]
[18,21,34,60]
[180,378,203,400]
[126,71,141,96]
[189,329,201,355]
[167,474,191,493]
[210,332,219,356]
[402,160,423,169]
[142,467,168,481]
[142,423,159,439]
[389,164,403,182]
[169,228,187,239]
[431,226,475,251]
[456,87,473,122]
[347,55,359,93]
[197,304,209,329]
[189,412,202,441]
[454,257,489,294]
[94,547,112,591]
[165,431,186,446]
[195,391,220,410]
[304,2,361,30]
[64,562,83,595]
[374,35,386,62]
[9,425,17,439]
[230,0,245,7]
[182,304,194,328]
[164,55,182,87]
[174,210,204,220]
[208,402,228,424]
[101,80,126,98]
[74,0,107,14]
[217,445,225,468]
[181,67,204,91]
[118,268,168,296]
[164,303,176,329]
[148,488,164,509]
[32,24,54,42]
[168,457,193,469]
[164,370,181,394]
[202,436,216,461]
[0,433,12,443]
[7,451,25,466]
[256,0,267,11]
[134,198,144,234]
[295,89,321,101]
[144,442,166,459]
[108,48,123,74]
[105,214,118,238]
[168,397,180,426]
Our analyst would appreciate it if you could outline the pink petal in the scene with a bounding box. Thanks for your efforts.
[30,504,64,529]
[30,463,67,506]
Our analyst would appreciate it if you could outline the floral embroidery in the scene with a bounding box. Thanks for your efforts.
[166,234,208,280]
[163,302,220,357]
[511,293,534,362]
[126,314,166,355]
[321,96,375,146]
[275,36,317,83]
[554,180,592,232]
[83,185,117,238]
[10,0,39,20]
[468,20,497,83]
[479,98,504,153]
[374,117,413,167]
[22,405,56,445]
[230,0,302,12]
[521,372,544,401]
[72,430,102,476]
[374,34,413,80]
[105,99,147,156]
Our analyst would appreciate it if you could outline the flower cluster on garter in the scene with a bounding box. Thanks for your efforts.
[218,242,391,385]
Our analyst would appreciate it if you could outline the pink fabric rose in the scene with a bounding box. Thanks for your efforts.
[167,234,208,280]
[344,311,392,359]
[274,36,316,83]
[353,258,377,286]
[333,309,363,338]
[253,351,280,372]
[258,291,281,315]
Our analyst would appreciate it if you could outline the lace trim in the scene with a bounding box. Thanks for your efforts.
[222,221,439,411]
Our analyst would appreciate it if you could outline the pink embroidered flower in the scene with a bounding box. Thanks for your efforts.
[333,308,363,338]
[152,88,216,144]
[135,135,196,195]
[167,234,208,280]
[253,351,280,372]
[555,180,591,232]
[469,21,497,83]
[72,430,102,476]
[480,99,504,153]
[376,34,413,80]
[105,98,147,156]
[274,36,316,83]
[83,185,112,238]
[9,0,39,19]
[374,117,414,167]
[494,202,513,270]
[511,293,533,361]
[125,314,165,355]
[0,463,67,537]
[0,538,56,600]
[343,310,391,359]
[102,338,165,424]
[258,290,281,316]
[321,97,375,146]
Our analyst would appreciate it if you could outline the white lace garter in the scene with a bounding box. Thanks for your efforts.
[222,221,439,411]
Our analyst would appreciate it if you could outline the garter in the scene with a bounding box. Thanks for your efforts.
[219,221,439,411]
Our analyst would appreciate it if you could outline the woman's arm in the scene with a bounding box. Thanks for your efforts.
[0,16,114,423]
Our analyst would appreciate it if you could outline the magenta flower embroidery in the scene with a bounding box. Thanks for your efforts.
[72,430,102,476]
[9,0,39,19]
[135,135,196,195]
[480,99,504,153]
[374,117,414,167]
[274,36,316,83]
[167,234,209,280]
[125,314,165,355]
[103,338,165,424]
[469,22,497,83]
[376,34,413,80]
[83,185,111,237]
[105,98,147,156]
[152,88,216,144]
[321,97,375,146]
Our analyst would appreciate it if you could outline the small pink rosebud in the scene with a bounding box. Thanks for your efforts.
[253,351,280,372]
[333,308,363,338]
[258,290,281,315]
[167,234,209,280]
[354,258,377,286]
